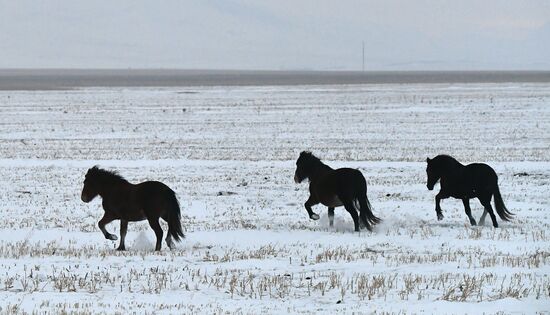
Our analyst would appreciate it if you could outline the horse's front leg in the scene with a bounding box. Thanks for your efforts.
[328,207,335,227]
[435,192,447,221]
[98,211,118,241]
[117,220,128,250]
[305,196,319,220]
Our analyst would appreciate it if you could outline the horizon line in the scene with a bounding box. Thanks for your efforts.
[2,69,550,90]
[2,68,550,73]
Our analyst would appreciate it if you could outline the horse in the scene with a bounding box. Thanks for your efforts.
[81,166,185,251]
[426,155,513,228]
[294,151,381,232]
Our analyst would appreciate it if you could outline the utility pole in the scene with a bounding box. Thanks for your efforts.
[362,41,365,72]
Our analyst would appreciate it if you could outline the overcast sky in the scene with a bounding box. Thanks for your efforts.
[1,0,549,70]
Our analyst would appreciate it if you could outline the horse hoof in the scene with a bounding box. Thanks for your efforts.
[470,220,477,226]
[116,247,125,251]
[108,234,118,241]
[310,214,320,220]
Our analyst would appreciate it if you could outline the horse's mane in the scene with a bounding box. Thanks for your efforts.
[300,151,331,169]
[300,151,319,161]
[87,166,129,185]
[300,151,321,163]
[432,155,463,167]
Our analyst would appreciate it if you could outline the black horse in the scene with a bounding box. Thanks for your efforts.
[81,166,185,251]
[426,155,513,227]
[294,151,381,232]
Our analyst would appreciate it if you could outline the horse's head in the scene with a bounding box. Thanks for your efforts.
[81,166,100,203]
[294,151,317,183]
[425,157,440,190]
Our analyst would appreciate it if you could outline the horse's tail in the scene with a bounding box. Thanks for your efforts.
[359,196,382,226]
[166,190,185,242]
[494,184,513,221]
[356,172,381,229]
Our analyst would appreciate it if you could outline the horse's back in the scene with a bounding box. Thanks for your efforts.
[135,181,176,207]
[463,163,498,188]
[136,180,170,189]
[465,163,497,177]
[333,168,365,180]
[311,168,366,206]
[327,168,367,193]
[137,180,174,192]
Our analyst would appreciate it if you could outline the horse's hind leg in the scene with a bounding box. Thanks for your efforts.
[343,200,361,232]
[165,234,172,249]
[328,207,334,227]
[117,220,128,251]
[353,200,366,229]
[98,212,118,241]
[462,199,477,226]
[147,216,164,251]
[478,209,488,226]
[160,214,173,249]
[478,196,498,228]
[357,201,369,230]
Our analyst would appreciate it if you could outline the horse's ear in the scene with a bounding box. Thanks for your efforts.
[426,157,431,163]
[87,165,99,176]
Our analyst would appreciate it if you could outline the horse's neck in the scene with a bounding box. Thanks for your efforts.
[309,162,333,181]
[441,160,464,178]
[99,180,129,198]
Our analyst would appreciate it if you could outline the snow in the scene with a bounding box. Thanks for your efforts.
[0,83,548,314]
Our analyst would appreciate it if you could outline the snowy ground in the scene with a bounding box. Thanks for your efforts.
[0,83,548,314]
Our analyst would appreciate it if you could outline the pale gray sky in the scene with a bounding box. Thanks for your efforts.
[1,0,549,70]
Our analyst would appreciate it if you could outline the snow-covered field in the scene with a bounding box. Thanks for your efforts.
[0,83,548,314]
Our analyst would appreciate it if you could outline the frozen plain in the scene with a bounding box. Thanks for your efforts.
[0,83,548,314]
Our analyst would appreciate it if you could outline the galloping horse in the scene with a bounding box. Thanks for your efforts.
[294,151,381,232]
[426,155,513,227]
[81,166,185,250]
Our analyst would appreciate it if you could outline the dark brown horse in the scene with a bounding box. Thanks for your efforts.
[294,151,381,232]
[426,155,513,227]
[81,166,184,251]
